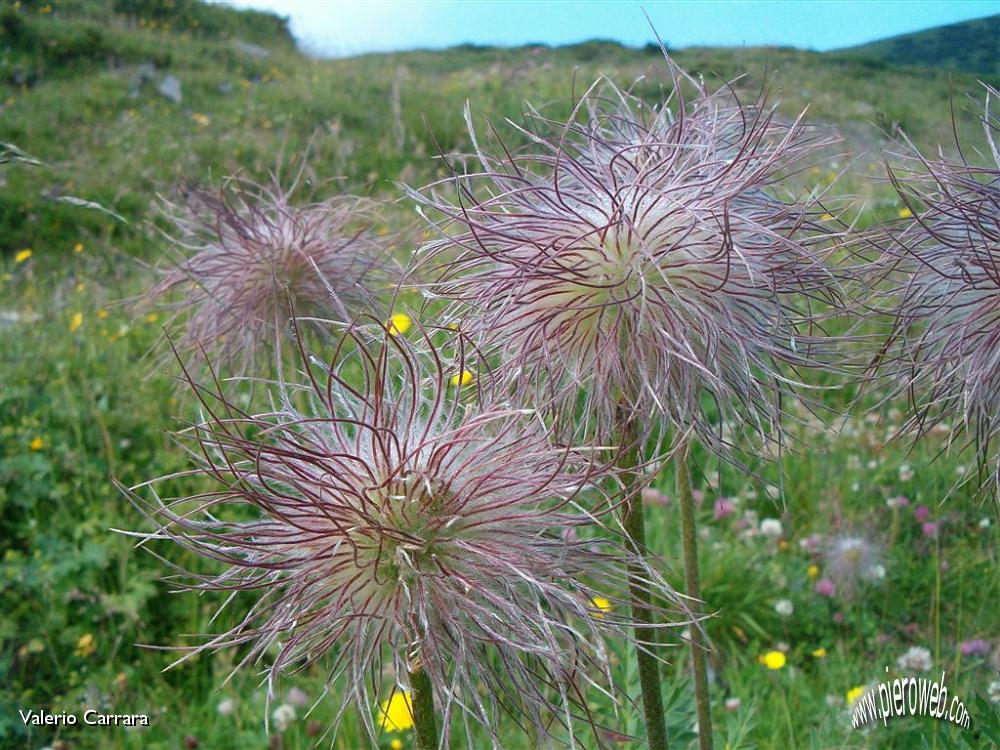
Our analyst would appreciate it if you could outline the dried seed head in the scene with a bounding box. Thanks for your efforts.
[821,534,883,595]
[878,88,1000,498]
[119,325,685,746]
[148,176,393,373]
[410,71,844,454]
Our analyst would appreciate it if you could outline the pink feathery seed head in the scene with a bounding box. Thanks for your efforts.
[878,86,1000,499]
[408,68,848,453]
[117,323,687,746]
[146,174,396,374]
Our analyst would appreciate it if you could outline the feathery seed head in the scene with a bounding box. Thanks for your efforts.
[821,534,882,595]
[878,88,1000,498]
[148,176,392,373]
[411,71,844,450]
[120,325,684,746]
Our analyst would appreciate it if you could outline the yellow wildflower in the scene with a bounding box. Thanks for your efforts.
[391,740,403,750]
[191,113,210,127]
[73,243,84,253]
[75,633,96,657]
[387,313,412,336]
[14,249,32,263]
[378,691,414,732]
[29,437,44,451]
[846,685,866,706]
[807,564,819,578]
[811,647,827,658]
[97,309,109,320]
[760,651,786,670]
[450,370,473,387]
[820,213,834,222]
[145,313,159,323]
[897,207,913,219]
[590,596,612,619]
[69,312,83,332]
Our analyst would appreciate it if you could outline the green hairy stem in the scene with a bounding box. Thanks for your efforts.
[619,416,670,750]
[677,443,714,750]
[409,661,439,750]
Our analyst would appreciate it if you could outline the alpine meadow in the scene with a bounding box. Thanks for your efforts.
[2,3,999,750]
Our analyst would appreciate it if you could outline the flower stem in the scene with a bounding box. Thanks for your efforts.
[676,442,713,750]
[409,662,438,750]
[618,418,670,750]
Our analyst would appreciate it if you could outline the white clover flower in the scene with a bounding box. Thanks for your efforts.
[271,703,297,732]
[989,679,1000,703]
[896,646,933,673]
[774,599,794,617]
[724,697,741,711]
[760,518,784,539]
[216,698,236,716]
[980,518,992,529]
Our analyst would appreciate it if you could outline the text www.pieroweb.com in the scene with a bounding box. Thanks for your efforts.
[851,670,971,729]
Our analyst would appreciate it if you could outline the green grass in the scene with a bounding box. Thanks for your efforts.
[2,2,999,749]
[840,14,1000,77]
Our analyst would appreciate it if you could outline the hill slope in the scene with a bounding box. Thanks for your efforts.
[840,14,999,76]
[2,1,996,264]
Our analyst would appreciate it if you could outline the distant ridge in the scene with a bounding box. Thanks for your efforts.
[839,14,999,77]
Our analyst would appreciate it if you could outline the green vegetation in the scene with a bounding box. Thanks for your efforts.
[2,2,998,749]
[839,14,1000,77]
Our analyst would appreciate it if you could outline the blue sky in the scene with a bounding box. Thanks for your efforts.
[219,1,999,57]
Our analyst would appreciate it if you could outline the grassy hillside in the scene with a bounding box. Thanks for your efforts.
[840,14,1000,76]
[2,3,1000,750]
[2,1,997,267]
